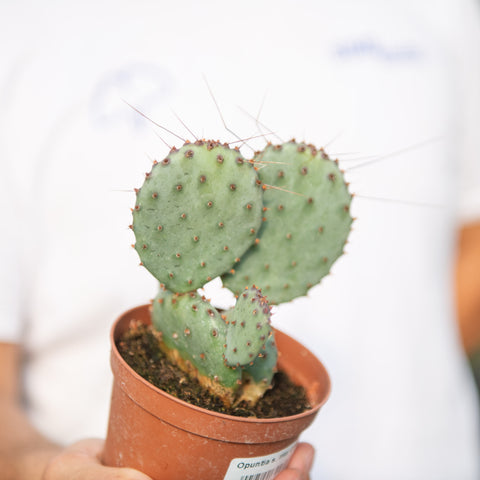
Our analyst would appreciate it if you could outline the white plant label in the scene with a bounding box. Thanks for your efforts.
[223,442,297,480]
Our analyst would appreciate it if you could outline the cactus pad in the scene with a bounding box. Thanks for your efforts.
[133,141,263,292]
[152,287,241,400]
[224,286,273,367]
[224,287,277,402]
[222,141,353,304]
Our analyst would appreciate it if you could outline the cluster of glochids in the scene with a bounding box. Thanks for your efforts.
[132,138,353,407]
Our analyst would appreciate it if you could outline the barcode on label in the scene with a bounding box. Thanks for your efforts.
[223,443,297,480]
[239,463,286,480]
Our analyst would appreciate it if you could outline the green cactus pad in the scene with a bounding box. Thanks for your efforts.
[133,141,263,292]
[222,141,353,304]
[224,286,273,367]
[243,334,277,386]
[152,287,241,393]
[225,287,278,398]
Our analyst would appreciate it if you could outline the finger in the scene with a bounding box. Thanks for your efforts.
[44,458,152,480]
[274,467,306,480]
[288,443,315,473]
[68,438,105,458]
[43,439,152,480]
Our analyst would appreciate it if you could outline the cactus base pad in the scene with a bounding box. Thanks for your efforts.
[116,320,310,418]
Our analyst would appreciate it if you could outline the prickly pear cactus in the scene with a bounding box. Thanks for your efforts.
[132,135,353,409]
[152,285,276,406]
[132,140,263,292]
[222,140,353,304]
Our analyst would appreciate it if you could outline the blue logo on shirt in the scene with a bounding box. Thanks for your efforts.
[335,38,423,62]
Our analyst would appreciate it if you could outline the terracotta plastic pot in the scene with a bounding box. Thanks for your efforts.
[102,305,330,480]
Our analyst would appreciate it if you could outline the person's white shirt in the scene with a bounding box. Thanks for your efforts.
[0,1,479,479]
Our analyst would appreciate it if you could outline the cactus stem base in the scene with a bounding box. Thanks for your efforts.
[159,340,237,407]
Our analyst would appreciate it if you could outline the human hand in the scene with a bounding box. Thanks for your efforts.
[42,438,313,480]
[42,438,152,480]
[274,443,315,480]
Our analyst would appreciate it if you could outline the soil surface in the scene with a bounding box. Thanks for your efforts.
[117,322,311,418]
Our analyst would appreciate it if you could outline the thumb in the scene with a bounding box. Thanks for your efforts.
[43,438,152,480]
[273,443,315,480]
